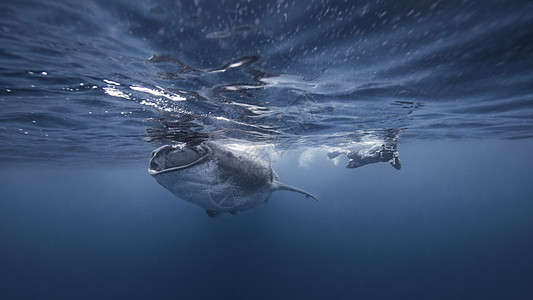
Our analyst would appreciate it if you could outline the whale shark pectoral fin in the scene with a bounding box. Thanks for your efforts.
[274,181,319,202]
[205,210,220,217]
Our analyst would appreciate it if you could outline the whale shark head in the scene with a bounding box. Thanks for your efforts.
[149,144,210,175]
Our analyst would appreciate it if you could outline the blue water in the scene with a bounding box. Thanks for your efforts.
[1,0,533,299]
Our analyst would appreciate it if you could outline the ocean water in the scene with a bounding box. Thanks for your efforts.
[1,0,533,299]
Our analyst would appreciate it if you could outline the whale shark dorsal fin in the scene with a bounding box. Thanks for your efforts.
[274,181,319,202]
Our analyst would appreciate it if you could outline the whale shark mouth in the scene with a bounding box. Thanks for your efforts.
[148,144,211,175]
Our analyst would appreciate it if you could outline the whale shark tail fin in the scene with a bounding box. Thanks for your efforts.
[274,181,319,202]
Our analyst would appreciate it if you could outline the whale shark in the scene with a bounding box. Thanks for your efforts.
[149,141,318,217]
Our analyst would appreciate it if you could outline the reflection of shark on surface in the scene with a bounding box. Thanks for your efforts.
[149,141,318,217]
[328,143,401,170]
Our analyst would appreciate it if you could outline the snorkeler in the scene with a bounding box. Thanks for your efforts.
[328,143,401,170]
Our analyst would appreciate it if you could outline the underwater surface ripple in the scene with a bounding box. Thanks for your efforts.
[1,0,533,163]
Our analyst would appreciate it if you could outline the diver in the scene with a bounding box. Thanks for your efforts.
[328,143,401,170]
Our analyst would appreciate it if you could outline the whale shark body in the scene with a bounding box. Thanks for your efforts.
[149,141,317,216]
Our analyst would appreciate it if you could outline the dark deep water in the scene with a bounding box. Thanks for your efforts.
[2,141,533,299]
[1,0,533,299]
